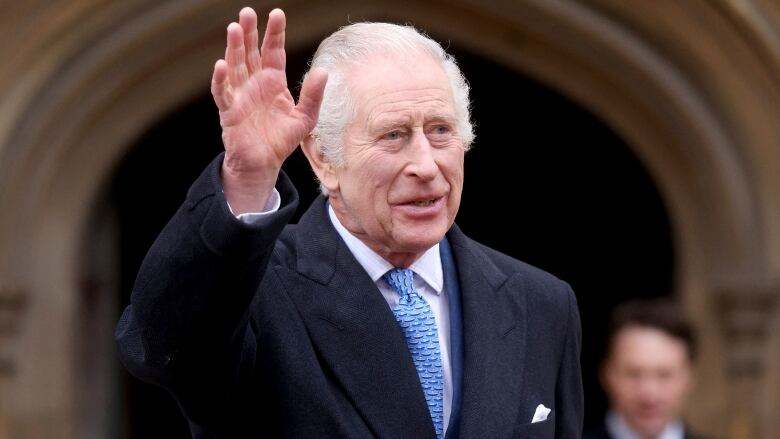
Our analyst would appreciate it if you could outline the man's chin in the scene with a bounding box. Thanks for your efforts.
[400,218,450,239]
[629,416,668,438]
[397,231,447,251]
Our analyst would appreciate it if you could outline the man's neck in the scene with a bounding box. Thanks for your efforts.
[605,411,684,439]
[327,204,429,268]
[327,204,442,289]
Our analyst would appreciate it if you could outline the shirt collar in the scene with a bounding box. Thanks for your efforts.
[328,205,443,294]
[605,411,685,439]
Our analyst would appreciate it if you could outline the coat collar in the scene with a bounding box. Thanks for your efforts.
[281,197,527,437]
[279,197,435,438]
[447,227,529,437]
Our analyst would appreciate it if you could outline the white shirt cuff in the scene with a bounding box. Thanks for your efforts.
[226,188,282,224]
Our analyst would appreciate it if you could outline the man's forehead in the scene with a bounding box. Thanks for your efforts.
[611,326,691,365]
[345,50,444,83]
[375,102,455,115]
[346,55,453,104]
[357,90,456,131]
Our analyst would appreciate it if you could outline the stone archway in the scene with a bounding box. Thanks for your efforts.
[0,1,778,437]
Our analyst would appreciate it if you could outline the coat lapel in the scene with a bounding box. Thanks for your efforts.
[447,225,529,437]
[277,198,436,438]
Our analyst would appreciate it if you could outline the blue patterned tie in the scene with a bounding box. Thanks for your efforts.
[384,268,444,438]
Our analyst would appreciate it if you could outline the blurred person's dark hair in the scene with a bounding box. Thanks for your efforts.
[602,298,698,363]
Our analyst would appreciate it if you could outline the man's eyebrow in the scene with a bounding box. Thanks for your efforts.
[425,114,457,124]
[369,116,412,133]
[367,111,457,135]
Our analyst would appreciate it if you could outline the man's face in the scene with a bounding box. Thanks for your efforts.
[602,325,693,438]
[324,52,465,266]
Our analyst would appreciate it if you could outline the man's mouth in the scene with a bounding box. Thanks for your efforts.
[394,195,446,218]
[408,199,437,207]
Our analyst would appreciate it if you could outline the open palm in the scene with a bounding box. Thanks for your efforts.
[211,8,327,211]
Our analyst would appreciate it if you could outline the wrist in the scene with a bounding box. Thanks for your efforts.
[221,161,279,215]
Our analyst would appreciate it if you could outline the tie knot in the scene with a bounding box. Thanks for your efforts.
[384,268,416,300]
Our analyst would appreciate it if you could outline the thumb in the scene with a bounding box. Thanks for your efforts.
[294,68,328,128]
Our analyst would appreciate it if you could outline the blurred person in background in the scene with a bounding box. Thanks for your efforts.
[584,298,710,439]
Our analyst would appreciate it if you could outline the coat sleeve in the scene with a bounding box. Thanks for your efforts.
[555,286,584,438]
[114,153,299,428]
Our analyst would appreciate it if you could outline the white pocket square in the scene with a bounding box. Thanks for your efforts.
[531,404,551,423]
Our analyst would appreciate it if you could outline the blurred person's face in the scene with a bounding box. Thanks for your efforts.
[601,325,693,438]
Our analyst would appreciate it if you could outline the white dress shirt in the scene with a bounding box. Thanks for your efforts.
[231,191,453,435]
[327,206,453,435]
[606,411,684,439]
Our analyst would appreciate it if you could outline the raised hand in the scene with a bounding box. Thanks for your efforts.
[211,8,327,213]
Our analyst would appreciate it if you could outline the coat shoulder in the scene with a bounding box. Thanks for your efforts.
[454,231,574,300]
[476,240,567,287]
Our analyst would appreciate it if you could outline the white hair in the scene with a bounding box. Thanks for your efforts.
[302,22,475,193]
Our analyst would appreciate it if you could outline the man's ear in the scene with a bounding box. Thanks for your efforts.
[301,135,339,193]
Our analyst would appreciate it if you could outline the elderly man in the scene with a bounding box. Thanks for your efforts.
[116,7,582,438]
[585,299,708,439]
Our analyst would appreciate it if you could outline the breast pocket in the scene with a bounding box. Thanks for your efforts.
[512,410,555,438]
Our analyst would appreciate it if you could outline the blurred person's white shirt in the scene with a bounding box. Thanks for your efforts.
[606,411,684,439]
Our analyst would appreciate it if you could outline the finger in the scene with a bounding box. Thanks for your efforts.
[294,68,328,127]
[260,8,286,71]
[225,22,249,86]
[211,59,231,111]
[239,7,261,74]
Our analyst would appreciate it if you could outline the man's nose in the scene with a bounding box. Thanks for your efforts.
[635,375,664,401]
[406,132,438,181]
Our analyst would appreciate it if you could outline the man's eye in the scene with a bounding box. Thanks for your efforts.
[428,125,452,137]
[383,131,401,140]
